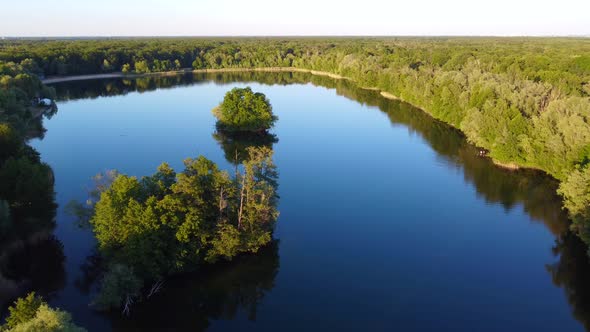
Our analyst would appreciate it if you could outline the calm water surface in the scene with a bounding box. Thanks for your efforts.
[25,73,590,331]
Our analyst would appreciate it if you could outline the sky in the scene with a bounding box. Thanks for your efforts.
[1,0,589,37]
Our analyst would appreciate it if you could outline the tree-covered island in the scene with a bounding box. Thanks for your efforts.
[86,146,279,310]
[212,87,277,134]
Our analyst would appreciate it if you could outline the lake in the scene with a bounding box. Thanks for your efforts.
[25,72,590,331]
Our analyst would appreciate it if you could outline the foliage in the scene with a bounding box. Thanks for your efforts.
[213,87,277,133]
[4,305,85,332]
[87,147,279,309]
[2,292,85,332]
[0,60,57,242]
[4,292,44,329]
[559,166,590,242]
[4,37,590,253]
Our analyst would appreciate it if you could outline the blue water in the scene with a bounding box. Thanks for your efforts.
[28,74,586,331]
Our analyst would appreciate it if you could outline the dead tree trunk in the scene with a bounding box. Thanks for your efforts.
[238,176,246,230]
[147,280,164,298]
[122,295,134,316]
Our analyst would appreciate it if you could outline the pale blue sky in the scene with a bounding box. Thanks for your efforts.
[1,0,589,36]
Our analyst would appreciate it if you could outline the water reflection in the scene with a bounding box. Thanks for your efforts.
[548,232,590,330]
[213,131,278,165]
[0,112,65,312]
[103,241,279,331]
[59,72,570,235]
[0,233,65,306]
[50,72,590,330]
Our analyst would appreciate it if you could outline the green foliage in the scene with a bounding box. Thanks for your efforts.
[3,297,86,332]
[0,61,57,241]
[88,147,278,309]
[0,123,21,161]
[133,60,150,74]
[0,157,55,213]
[213,87,277,133]
[3,37,590,249]
[4,292,44,329]
[559,166,590,241]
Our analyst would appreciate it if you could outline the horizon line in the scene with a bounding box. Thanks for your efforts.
[2,35,590,39]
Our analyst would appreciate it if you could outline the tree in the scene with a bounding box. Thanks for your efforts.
[559,165,590,241]
[3,300,86,332]
[101,59,112,72]
[4,292,44,329]
[0,123,21,161]
[212,87,277,133]
[86,147,279,310]
[192,57,204,69]
[133,61,150,74]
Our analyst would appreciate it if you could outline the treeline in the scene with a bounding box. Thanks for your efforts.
[0,61,66,321]
[2,37,590,240]
[0,60,57,241]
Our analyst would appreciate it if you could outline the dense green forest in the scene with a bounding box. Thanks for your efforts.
[1,38,589,246]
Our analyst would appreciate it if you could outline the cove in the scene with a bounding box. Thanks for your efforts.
[23,72,590,331]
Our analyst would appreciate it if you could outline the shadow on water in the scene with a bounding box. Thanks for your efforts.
[50,71,590,330]
[71,240,279,331]
[106,241,279,331]
[0,112,66,316]
[213,131,278,165]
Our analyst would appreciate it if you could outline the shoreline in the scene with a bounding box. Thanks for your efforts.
[42,67,546,176]
[41,67,348,84]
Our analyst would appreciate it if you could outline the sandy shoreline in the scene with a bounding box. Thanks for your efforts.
[41,67,348,84]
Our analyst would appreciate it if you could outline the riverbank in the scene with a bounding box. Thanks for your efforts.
[42,67,348,84]
[42,66,549,176]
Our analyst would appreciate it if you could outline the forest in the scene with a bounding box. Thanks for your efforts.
[0,59,57,243]
[1,38,590,320]
[3,37,587,244]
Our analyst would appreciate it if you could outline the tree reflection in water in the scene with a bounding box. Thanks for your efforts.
[58,72,590,330]
[103,241,280,331]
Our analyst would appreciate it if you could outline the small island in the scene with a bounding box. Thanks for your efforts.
[212,87,277,134]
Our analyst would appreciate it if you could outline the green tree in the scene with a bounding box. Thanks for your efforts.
[101,59,112,72]
[4,303,86,332]
[213,87,277,133]
[4,292,44,329]
[133,60,150,74]
[0,123,21,161]
[86,147,279,309]
[559,165,590,241]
